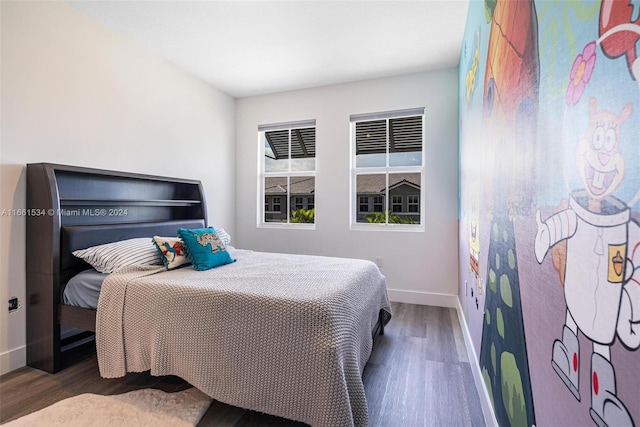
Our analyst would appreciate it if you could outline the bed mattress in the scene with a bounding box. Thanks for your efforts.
[63,268,108,309]
[96,248,391,427]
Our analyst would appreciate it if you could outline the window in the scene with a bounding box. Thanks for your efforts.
[373,196,384,212]
[350,108,424,229]
[272,197,281,213]
[259,120,316,226]
[392,196,403,212]
[408,195,419,213]
[359,196,369,212]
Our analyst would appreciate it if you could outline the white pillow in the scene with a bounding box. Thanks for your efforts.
[72,238,163,274]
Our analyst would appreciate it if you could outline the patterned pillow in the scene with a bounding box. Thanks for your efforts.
[152,236,191,270]
[177,227,235,271]
[72,238,162,274]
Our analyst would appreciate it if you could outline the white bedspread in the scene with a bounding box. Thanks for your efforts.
[96,249,391,427]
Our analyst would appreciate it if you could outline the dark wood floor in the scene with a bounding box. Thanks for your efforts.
[0,302,485,426]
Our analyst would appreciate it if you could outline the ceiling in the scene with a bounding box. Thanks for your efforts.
[67,0,469,98]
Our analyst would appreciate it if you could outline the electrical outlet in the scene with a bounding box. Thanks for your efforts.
[8,297,19,312]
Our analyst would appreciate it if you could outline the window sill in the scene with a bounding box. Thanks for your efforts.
[349,223,425,232]
[258,223,316,230]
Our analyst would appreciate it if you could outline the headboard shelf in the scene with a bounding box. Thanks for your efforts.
[26,163,208,373]
[60,199,202,206]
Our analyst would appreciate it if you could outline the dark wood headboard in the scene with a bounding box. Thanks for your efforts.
[26,163,208,373]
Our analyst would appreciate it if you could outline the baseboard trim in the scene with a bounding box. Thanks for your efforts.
[0,345,26,377]
[455,299,498,427]
[386,288,458,307]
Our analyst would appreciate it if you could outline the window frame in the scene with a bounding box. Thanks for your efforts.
[258,120,316,229]
[349,108,426,231]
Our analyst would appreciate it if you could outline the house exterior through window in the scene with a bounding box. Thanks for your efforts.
[350,108,425,229]
[259,120,316,227]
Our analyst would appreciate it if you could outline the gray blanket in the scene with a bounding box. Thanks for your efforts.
[96,249,391,426]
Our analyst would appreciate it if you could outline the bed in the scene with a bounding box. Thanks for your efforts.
[26,163,392,427]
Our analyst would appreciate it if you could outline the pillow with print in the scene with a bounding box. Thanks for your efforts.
[152,236,191,270]
[177,227,235,271]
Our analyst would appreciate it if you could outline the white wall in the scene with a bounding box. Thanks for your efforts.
[235,70,459,306]
[0,1,236,375]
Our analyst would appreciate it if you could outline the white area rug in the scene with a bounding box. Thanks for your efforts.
[3,388,212,427]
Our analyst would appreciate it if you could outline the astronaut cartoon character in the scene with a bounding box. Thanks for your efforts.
[535,97,640,426]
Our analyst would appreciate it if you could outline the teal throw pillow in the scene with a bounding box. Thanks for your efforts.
[177,227,234,271]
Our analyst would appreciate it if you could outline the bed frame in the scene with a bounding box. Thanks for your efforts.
[26,162,388,375]
[26,163,207,373]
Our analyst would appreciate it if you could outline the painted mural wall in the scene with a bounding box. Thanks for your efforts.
[458,1,640,426]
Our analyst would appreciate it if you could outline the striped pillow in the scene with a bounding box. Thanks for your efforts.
[215,228,231,247]
[72,238,163,274]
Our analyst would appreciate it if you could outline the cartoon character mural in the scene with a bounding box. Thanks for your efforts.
[461,24,483,324]
[463,26,481,285]
[598,0,640,87]
[467,188,482,312]
[465,29,481,110]
[534,2,640,425]
[469,192,480,279]
[535,99,639,426]
[460,0,640,426]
